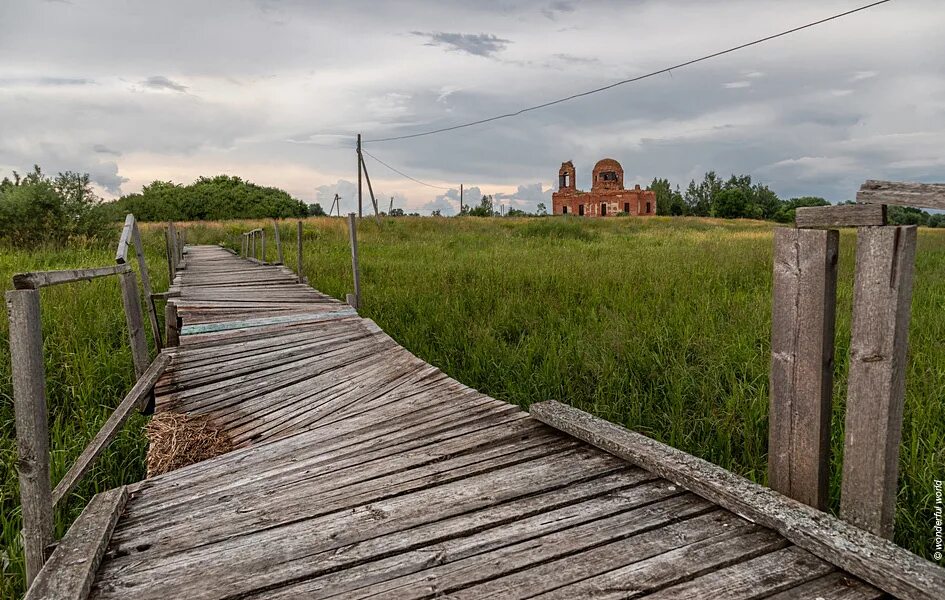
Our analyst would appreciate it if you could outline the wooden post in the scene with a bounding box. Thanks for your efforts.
[768,228,839,510]
[357,133,363,218]
[360,153,381,223]
[131,223,163,350]
[165,301,180,347]
[347,213,360,309]
[261,228,266,264]
[118,271,149,380]
[272,219,284,264]
[5,290,54,585]
[164,225,176,281]
[460,183,464,214]
[296,220,303,283]
[250,231,256,260]
[241,233,246,257]
[840,225,917,539]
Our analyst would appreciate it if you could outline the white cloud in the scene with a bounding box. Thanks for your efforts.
[723,81,751,89]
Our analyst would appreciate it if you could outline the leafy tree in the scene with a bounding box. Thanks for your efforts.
[650,178,686,216]
[308,203,326,217]
[390,207,406,217]
[684,171,722,217]
[773,196,830,223]
[0,165,107,246]
[714,187,751,218]
[536,202,547,216]
[467,195,495,217]
[101,174,308,221]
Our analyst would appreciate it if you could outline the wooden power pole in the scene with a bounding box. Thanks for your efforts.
[357,134,363,218]
[460,184,464,215]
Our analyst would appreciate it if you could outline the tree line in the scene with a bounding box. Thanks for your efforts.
[647,172,945,226]
[2,165,942,247]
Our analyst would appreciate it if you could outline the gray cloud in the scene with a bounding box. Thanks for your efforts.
[142,75,188,92]
[93,144,121,156]
[541,1,575,20]
[412,32,511,57]
[0,0,941,208]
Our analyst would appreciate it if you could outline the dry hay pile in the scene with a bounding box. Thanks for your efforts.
[145,412,233,477]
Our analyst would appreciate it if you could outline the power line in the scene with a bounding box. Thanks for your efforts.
[360,148,453,190]
[364,0,891,143]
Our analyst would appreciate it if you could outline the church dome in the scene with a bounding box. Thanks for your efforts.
[593,158,622,172]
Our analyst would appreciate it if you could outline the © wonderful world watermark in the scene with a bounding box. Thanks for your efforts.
[935,480,943,562]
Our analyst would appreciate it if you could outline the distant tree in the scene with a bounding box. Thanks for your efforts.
[888,205,929,226]
[650,177,685,216]
[536,202,547,216]
[0,165,107,246]
[468,195,495,217]
[506,207,529,217]
[431,209,442,217]
[773,196,830,223]
[684,171,721,217]
[100,174,308,221]
[714,187,751,218]
[390,207,406,217]
[308,202,326,217]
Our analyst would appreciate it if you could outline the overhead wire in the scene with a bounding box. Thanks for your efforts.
[363,0,891,143]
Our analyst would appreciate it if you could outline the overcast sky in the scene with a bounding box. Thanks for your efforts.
[1,0,942,215]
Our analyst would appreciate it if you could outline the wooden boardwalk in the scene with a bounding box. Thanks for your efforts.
[24,241,945,599]
[50,244,881,599]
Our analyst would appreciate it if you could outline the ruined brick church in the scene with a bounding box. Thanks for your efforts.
[552,158,656,217]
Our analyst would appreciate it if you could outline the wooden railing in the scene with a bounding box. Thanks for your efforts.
[769,180,944,539]
[240,220,306,284]
[5,215,176,585]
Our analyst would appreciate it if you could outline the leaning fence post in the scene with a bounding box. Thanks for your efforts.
[768,227,839,510]
[347,213,360,309]
[119,270,149,379]
[165,301,180,347]
[840,225,917,539]
[296,220,303,283]
[272,219,284,264]
[250,231,256,260]
[164,225,176,281]
[261,228,266,264]
[5,290,54,585]
[131,222,163,350]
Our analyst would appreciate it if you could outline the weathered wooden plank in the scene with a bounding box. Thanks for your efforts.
[13,263,130,290]
[297,497,717,600]
[254,479,689,600]
[530,400,945,600]
[52,355,170,506]
[130,221,163,351]
[177,308,357,335]
[640,546,833,599]
[296,220,303,283]
[529,528,789,600]
[857,180,945,210]
[271,219,284,264]
[114,213,135,263]
[448,512,775,600]
[165,301,180,347]
[25,487,128,600]
[5,290,54,585]
[348,212,360,309]
[841,225,918,538]
[93,450,630,596]
[119,270,150,380]
[795,204,886,228]
[765,571,886,600]
[769,227,838,509]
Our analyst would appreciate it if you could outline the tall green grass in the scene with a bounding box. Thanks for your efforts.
[1,216,942,597]
[206,216,944,563]
[0,229,169,598]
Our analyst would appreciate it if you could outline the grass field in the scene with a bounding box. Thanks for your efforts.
[2,216,943,596]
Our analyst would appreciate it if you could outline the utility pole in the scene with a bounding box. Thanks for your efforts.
[357,133,363,218]
[389,196,394,215]
[460,183,463,215]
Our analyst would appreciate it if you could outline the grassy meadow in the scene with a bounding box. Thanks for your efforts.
[1,215,943,596]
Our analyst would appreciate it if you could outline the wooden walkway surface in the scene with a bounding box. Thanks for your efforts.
[75,246,886,599]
